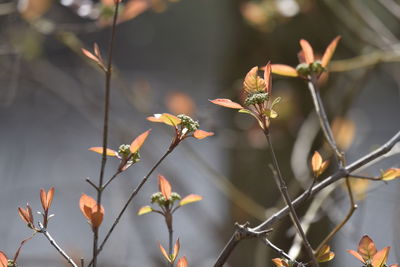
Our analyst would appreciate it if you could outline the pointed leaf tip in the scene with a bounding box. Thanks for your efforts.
[271,64,298,77]
[177,256,188,267]
[138,205,153,215]
[130,129,151,153]
[381,168,400,181]
[159,243,172,263]
[88,147,117,157]
[193,130,214,140]
[158,174,172,200]
[180,194,202,206]
[299,39,314,64]
[209,99,243,109]
[322,36,341,67]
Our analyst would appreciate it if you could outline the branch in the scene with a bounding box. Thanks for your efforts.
[213,130,400,266]
[38,222,78,267]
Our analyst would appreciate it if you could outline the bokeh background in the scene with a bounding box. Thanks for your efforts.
[0,0,399,266]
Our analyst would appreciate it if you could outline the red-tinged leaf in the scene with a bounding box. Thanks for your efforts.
[130,129,151,153]
[299,39,314,64]
[372,247,390,267]
[172,239,180,262]
[347,250,366,263]
[80,194,96,220]
[320,160,330,175]
[193,130,214,140]
[358,235,377,260]
[389,265,399,267]
[13,235,34,262]
[264,62,272,94]
[243,66,266,93]
[209,99,243,109]
[321,36,341,67]
[177,256,188,267]
[381,168,400,181]
[271,64,298,77]
[159,243,172,263]
[40,187,55,212]
[180,194,202,206]
[18,205,33,226]
[90,205,104,228]
[88,147,117,157]
[81,48,100,64]
[271,258,289,267]
[93,43,103,63]
[0,251,8,267]
[137,205,153,215]
[158,174,172,200]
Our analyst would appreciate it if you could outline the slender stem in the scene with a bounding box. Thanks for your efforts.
[314,177,357,254]
[262,238,304,266]
[101,170,122,190]
[265,133,319,267]
[166,212,174,267]
[307,79,344,164]
[38,222,78,267]
[87,148,174,267]
[213,131,400,267]
[93,2,120,266]
[348,174,383,181]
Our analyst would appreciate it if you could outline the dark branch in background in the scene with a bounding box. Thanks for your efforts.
[93,1,120,267]
[38,222,78,267]
[213,130,400,266]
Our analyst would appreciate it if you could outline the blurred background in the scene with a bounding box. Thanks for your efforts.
[0,0,399,266]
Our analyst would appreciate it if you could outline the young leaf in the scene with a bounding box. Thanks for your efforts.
[88,147,117,157]
[158,174,172,200]
[381,168,400,181]
[371,247,390,267]
[18,204,34,226]
[0,251,8,267]
[209,99,243,109]
[177,256,188,267]
[316,245,335,262]
[299,39,315,64]
[172,239,180,262]
[347,249,366,264]
[137,205,153,215]
[130,129,151,154]
[271,64,298,77]
[271,258,290,267]
[147,113,181,126]
[79,194,105,228]
[193,130,214,140]
[81,48,99,64]
[159,243,172,263]
[358,235,377,260]
[264,62,272,94]
[180,194,202,206]
[40,187,55,212]
[321,36,341,67]
[243,66,266,93]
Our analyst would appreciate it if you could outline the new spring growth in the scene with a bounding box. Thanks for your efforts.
[311,151,329,178]
[210,62,280,131]
[147,113,213,150]
[347,235,398,267]
[271,36,341,79]
[89,129,151,172]
[79,194,105,231]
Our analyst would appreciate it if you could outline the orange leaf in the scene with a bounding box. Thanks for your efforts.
[263,62,272,94]
[0,251,8,267]
[193,130,214,140]
[177,256,188,267]
[137,205,153,215]
[147,113,181,126]
[159,243,172,263]
[79,194,104,228]
[88,147,117,157]
[321,36,341,67]
[358,235,377,260]
[81,48,100,64]
[372,247,390,267]
[271,258,289,267]
[243,66,266,93]
[172,239,180,262]
[347,250,366,264]
[18,205,33,226]
[270,64,298,77]
[381,168,400,181]
[316,245,335,262]
[299,39,314,64]
[130,129,151,154]
[90,205,104,228]
[311,151,323,174]
[209,99,243,109]
[158,174,172,200]
[180,194,202,206]
[40,187,55,212]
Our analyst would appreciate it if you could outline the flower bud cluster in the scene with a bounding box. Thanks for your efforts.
[296,61,325,76]
[244,92,269,106]
[151,192,181,207]
[177,114,199,132]
[118,144,131,158]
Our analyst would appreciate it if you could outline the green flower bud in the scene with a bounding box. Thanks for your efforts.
[118,144,131,158]
[8,260,17,267]
[296,62,311,76]
[244,92,269,106]
[170,192,182,202]
[177,114,199,132]
[310,61,325,75]
[151,192,164,204]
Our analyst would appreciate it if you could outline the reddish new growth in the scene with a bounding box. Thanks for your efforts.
[210,62,280,132]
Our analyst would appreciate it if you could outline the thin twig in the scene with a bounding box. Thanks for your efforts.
[213,130,400,266]
[265,134,319,267]
[93,2,120,266]
[348,174,383,181]
[263,238,304,266]
[101,170,122,190]
[87,148,174,267]
[38,222,78,267]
